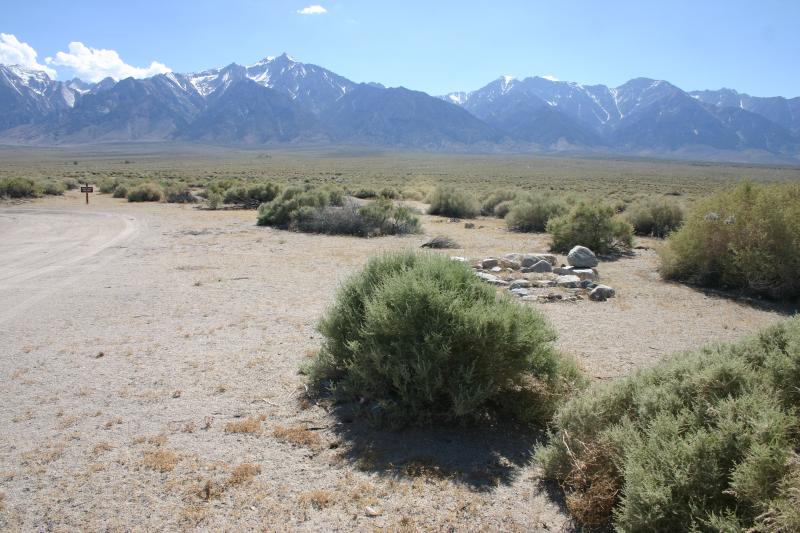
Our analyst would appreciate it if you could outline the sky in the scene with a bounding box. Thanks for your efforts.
[1,0,798,97]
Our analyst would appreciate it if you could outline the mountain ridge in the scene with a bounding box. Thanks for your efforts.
[0,57,798,161]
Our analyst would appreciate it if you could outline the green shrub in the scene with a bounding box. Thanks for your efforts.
[505,195,568,232]
[223,182,280,208]
[257,186,332,228]
[427,186,479,219]
[126,182,163,202]
[493,200,515,219]
[625,198,684,237]
[379,187,400,199]
[357,198,421,236]
[112,184,128,198]
[0,177,39,198]
[165,186,197,204]
[352,188,378,199]
[63,178,80,190]
[659,182,800,299]
[537,317,800,531]
[547,202,633,253]
[207,191,222,210]
[39,180,65,196]
[98,178,120,194]
[311,252,584,427]
[480,190,517,216]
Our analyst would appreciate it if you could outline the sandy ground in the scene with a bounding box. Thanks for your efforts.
[0,191,787,532]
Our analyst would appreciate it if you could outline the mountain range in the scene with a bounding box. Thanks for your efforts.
[1,53,798,161]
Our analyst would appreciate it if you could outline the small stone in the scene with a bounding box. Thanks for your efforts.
[450,256,468,263]
[464,222,475,229]
[490,266,502,273]
[556,275,581,288]
[589,285,616,301]
[567,246,598,268]
[553,266,575,275]
[522,260,552,273]
[509,279,531,289]
[499,258,521,270]
[510,288,529,297]
[579,279,597,289]
[476,272,508,285]
[533,279,557,288]
[365,506,382,517]
[572,268,598,280]
[481,258,499,269]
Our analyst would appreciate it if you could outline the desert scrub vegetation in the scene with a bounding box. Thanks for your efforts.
[165,184,197,204]
[625,197,685,237]
[537,317,800,531]
[310,252,585,427]
[505,194,568,232]
[126,182,164,202]
[223,182,280,208]
[659,182,800,299]
[427,186,480,219]
[0,177,68,198]
[547,202,633,254]
[480,190,518,216]
[258,187,420,237]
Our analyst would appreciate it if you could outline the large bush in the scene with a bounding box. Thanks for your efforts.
[625,198,684,237]
[537,317,800,531]
[659,182,800,299]
[126,182,163,202]
[311,252,584,427]
[223,182,280,208]
[256,186,342,228]
[0,177,39,198]
[547,202,633,253]
[165,185,197,204]
[427,186,480,219]
[505,195,568,232]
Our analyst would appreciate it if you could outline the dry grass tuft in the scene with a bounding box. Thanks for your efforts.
[224,417,262,434]
[228,463,262,485]
[562,441,621,527]
[273,424,322,448]
[298,490,334,510]
[92,442,114,455]
[0,490,5,512]
[142,448,180,473]
[147,434,168,447]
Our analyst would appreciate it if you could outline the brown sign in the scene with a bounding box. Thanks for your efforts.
[80,186,94,193]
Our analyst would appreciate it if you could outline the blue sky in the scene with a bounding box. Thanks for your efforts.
[2,0,798,96]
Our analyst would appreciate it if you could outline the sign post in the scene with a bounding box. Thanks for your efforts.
[80,184,93,204]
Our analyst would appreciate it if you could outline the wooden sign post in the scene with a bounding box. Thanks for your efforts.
[80,183,93,204]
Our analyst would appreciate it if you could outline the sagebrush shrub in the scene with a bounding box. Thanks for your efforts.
[223,182,280,208]
[625,198,684,237]
[547,202,633,253]
[0,177,39,198]
[38,180,65,196]
[537,317,800,531]
[480,190,517,216]
[505,195,568,232]
[311,252,584,427]
[165,185,196,203]
[427,186,480,219]
[659,182,800,299]
[126,182,163,202]
[112,184,128,198]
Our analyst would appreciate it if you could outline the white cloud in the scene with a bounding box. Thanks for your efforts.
[297,5,327,15]
[542,74,559,82]
[0,33,57,78]
[46,42,171,82]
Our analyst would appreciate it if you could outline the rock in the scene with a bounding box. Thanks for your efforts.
[572,268,598,281]
[510,288,529,297]
[533,279,557,288]
[503,253,524,263]
[481,258,499,269]
[499,258,521,270]
[509,279,531,289]
[553,266,575,275]
[450,256,468,263]
[589,285,616,301]
[525,253,557,266]
[365,506,382,517]
[579,279,597,289]
[476,272,508,285]
[567,246,598,268]
[464,222,475,229]
[490,266,502,273]
[556,275,581,288]
[522,260,552,273]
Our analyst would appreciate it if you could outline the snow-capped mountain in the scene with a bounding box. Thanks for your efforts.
[0,56,797,159]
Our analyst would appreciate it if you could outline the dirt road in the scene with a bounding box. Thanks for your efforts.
[0,192,785,531]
